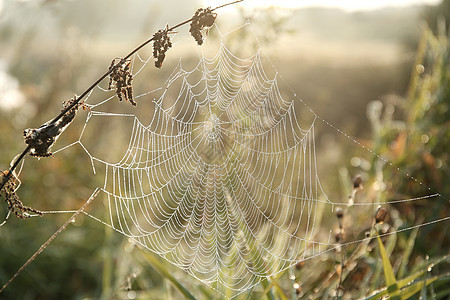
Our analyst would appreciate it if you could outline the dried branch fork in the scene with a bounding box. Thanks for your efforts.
[0,0,243,218]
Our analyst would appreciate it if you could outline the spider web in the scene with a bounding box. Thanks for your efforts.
[89,40,326,294]
[12,21,447,298]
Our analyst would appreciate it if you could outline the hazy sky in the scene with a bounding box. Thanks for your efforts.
[205,0,441,11]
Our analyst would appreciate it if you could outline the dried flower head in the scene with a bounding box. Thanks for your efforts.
[189,7,217,45]
[108,59,136,106]
[1,170,42,219]
[375,207,388,224]
[152,26,173,68]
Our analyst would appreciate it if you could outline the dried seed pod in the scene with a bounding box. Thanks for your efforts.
[108,59,136,106]
[152,26,172,68]
[335,207,344,219]
[375,207,388,224]
[295,260,305,270]
[353,175,363,189]
[335,230,344,243]
[189,7,217,45]
[1,170,42,219]
[293,282,302,295]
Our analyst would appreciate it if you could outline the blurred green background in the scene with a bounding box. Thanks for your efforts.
[0,0,449,299]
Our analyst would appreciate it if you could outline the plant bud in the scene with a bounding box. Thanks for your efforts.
[293,282,302,295]
[335,207,344,219]
[335,230,344,243]
[375,207,387,224]
[295,260,305,270]
[353,175,363,189]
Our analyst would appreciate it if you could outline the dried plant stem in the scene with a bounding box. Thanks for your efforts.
[0,0,243,194]
[336,246,346,298]
[0,145,31,191]
[336,223,345,298]
[0,188,99,294]
[34,0,242,125]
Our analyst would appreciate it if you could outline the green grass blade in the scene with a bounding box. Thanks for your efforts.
[366,275,449,300]
[137,248,197,300]
[397,226,419,279]
[376,235,400,300]
[274,282,289,300]
[261,269,289,300]
[243,287,254,300]
[261,277,275,300]
[399,276,441,299]
[435,285,450,299]
[420,273,428,300]
[365,270,426,300]
[365,255,450,300]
